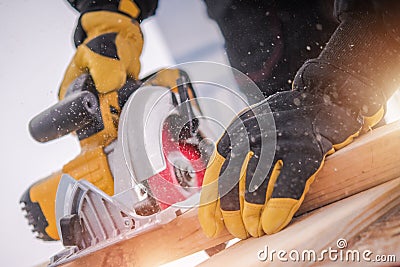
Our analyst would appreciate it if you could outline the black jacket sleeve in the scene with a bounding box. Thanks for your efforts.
[335,0,400,43]
[334,0,400,17]
[332,0,400,96]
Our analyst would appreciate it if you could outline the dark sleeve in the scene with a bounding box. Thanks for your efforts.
[334,0,400,43]
[335,0,400,17]
[66,0,158,21]
[203,0,338,97]
[299,0,400,106]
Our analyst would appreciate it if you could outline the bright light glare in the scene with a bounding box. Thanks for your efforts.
[385,89,400,123]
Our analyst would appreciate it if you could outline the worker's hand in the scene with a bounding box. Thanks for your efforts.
[198,90,363,238]
[199,57,387,239]
[59,11,143,99]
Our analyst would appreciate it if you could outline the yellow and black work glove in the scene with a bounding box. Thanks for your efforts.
[19,1,147,241]
[199,11,400,239]
[59,8,143,99]
[199,90,365,239]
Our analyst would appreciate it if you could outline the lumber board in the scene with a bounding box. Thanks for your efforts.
[61,121,400,267]
[200,178,400,267]
[298,120,400,214]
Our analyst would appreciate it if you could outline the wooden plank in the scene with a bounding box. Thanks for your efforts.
[61,121,400,266]
[298,120,400,214]
[200,178,400,267]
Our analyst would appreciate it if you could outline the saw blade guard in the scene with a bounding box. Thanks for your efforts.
[116,82,208,209]
[120,85,174,184]
[52,174,200,266]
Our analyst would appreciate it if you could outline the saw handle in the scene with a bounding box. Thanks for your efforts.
[29,73,142,143]
[28,69,198,143]
[29,90,101,143]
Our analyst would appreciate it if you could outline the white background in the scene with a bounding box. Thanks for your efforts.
[1,1,399,266]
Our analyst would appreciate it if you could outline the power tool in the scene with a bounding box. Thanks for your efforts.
[20,69,213,266]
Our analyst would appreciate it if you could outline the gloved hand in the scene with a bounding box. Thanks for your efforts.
[198,10,396,239]
[58,10,143,99]
[198,89,363,239]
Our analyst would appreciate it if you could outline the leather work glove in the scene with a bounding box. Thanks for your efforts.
[59,8,143,99]
[198,10,400,239]
[199,89,366,239]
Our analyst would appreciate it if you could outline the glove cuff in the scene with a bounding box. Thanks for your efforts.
[68,0,157,22]
[294,11,400,118]
[318,12,400,98]
[74,1,141,47]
